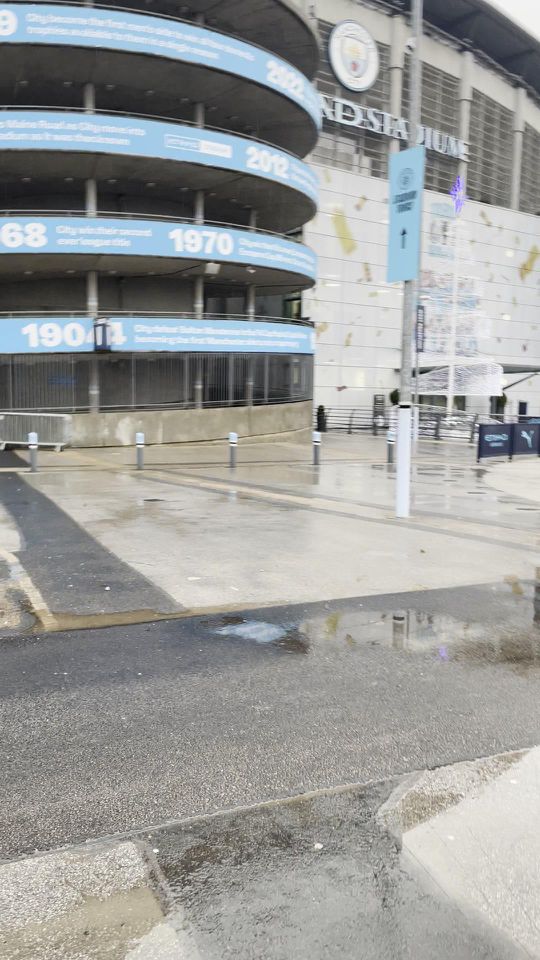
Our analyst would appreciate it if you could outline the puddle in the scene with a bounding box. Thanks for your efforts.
[209,582,540,670]
[297,592,540,672]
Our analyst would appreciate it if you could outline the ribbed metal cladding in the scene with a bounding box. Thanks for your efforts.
[402,60,460,193]
[467,90,513,207]
[520,124,540,215]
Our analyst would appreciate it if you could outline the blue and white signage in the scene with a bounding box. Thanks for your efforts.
[477,424,512,460]
[387,146,425,283]
[0,217,317,280]
[0,112,318,205]
[0,5,321,127]
[513,424,540,457]
[0,316,315,355]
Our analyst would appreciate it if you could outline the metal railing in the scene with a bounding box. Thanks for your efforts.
[0,352,313,413]
[317,407,540,443]
[317,406,479,442]
[0,412,72,449]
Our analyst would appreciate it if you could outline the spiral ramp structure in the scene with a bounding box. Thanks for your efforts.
[0,0,320,435]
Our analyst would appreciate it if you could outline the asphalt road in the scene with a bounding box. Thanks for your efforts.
[1,579,540,860]
[0,465,178,618]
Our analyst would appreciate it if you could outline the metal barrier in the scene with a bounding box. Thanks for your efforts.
[0,412,72,450]
[0,352,313,412]
[316,406,478,441]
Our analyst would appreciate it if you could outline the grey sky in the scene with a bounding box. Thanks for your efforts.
[487,0,540,40]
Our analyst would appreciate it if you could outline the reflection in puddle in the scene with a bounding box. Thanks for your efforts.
[299,585,540,673]
[211,581,540,670]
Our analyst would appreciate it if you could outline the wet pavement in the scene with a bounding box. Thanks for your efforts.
[0,468,179,622]
[0,438,539,956]
[1,580,540,861]
[1,435,537,620]
[149,780,524,960]
[1,777,527,960]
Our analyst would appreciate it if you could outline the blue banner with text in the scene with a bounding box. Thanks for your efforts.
[0,317,315,355]
[0,5,321,126]
[0,112,318,205]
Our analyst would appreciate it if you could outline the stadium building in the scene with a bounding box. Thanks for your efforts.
[0,0,319,443]
[304,0,540,420]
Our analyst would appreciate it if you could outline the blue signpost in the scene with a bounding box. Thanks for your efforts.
[387,145,425,283]
[388,144,425,520]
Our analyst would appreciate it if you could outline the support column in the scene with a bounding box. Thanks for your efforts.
[83,83,97,216]
[458,49,473,187]
[389,14,406,154]
[192,16,205,326]
[194,102,205,129]
[83,80,99,411]
[194,190,204,225]
[194,275,204,320]
[87,271,99,412]
[246,284,256,320]
[511,85,526,211]
[85,179,97,216]
[83,82,95,113]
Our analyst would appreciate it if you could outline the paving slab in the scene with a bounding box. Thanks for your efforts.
[397,746,540,958]
[0,840,165,960]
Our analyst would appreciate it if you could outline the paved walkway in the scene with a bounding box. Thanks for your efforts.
[1,436,539,957]
[0,434,537,628]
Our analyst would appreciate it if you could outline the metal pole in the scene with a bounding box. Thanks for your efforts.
[396,0,423,519]
[136,432,144,470]
[229,431,238,469]
[28,432,38,473]
[414,309,420,410]
[313,430,321,466]
[447,218,460,416]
